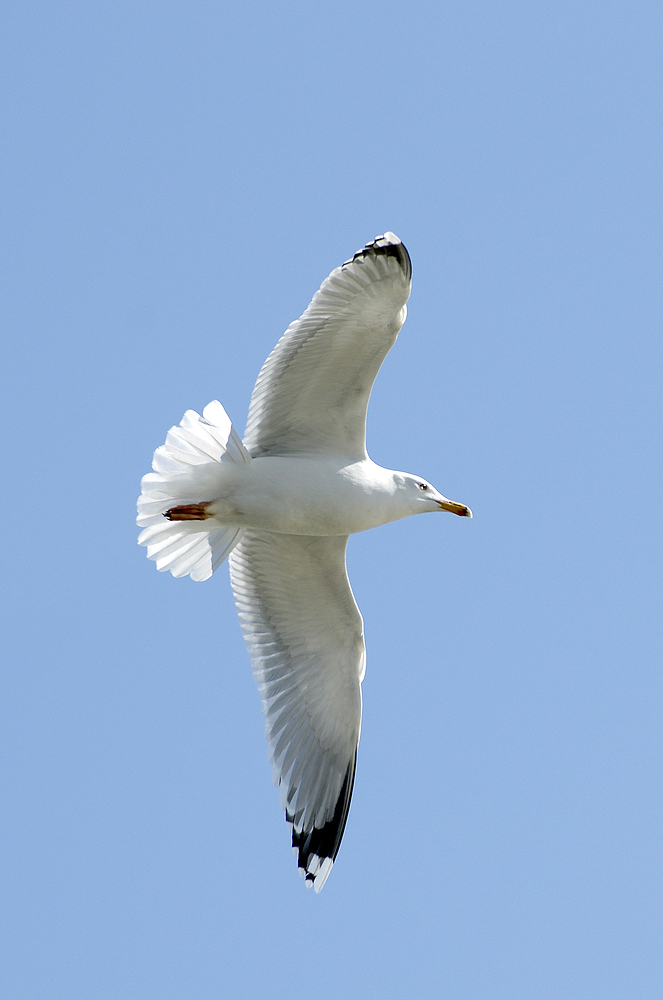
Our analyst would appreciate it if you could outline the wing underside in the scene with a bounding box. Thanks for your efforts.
[229,529,365,891]
[243,233,412,461]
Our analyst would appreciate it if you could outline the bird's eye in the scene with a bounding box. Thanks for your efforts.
[419,483,428,491]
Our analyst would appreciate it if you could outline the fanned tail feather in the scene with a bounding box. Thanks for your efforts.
[137,401,250,581]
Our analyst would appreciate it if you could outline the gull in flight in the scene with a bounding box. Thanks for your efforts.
[137,233,471,891]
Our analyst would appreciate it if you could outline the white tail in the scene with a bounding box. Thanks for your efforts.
[137,401,251,582]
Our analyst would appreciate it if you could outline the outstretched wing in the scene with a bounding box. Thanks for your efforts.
[243,233,412,461]
[229,529,365,891]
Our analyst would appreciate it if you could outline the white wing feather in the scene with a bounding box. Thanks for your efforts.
[229,529,365,891]
[243,233,411,461]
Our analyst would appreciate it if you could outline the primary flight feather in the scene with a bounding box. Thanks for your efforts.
[137,233,471,891]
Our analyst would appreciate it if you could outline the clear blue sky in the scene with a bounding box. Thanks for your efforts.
[2,3,661,997]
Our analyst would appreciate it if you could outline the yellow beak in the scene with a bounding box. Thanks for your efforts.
[437,499,473,518]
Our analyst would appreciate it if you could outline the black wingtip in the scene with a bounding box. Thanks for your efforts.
[344,232,412,282]
[287,752,357,889]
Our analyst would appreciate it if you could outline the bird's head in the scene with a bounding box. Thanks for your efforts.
[396,473,473,518]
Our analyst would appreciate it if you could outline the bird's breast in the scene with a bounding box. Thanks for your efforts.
[207,457,390,536]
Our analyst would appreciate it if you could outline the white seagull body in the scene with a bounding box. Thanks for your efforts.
[137,233,471,891]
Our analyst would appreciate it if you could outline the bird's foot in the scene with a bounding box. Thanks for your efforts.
[163,503,213,521]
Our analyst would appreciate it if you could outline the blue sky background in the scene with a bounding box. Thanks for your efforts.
[2,3,661,997]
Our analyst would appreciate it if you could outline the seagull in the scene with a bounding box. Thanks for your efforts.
[137,233,471,891]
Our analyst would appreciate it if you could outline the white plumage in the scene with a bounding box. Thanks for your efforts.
[138,233,471,891]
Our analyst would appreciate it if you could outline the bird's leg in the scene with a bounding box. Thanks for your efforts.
[164,502,213,521]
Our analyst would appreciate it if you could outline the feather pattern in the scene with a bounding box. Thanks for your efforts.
[243,233,411,461]
[137,401,250,581]
[229,529,365,891]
